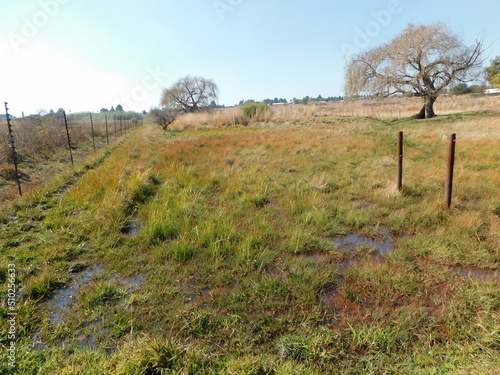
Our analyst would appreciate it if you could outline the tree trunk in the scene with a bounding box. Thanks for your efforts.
[412,95,437,119]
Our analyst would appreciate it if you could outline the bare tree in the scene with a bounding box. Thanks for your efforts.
[345,23,484,118]
[149,107,177,130]
[161,75,218,113]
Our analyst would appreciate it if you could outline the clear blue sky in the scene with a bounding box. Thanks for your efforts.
[1,0,499,116]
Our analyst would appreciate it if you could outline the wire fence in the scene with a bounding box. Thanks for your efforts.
[1,104,143,197]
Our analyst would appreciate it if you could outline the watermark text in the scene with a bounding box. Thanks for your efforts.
[341,0,411,57]
[8,0,72,53]
[213,0,244,21]
[6,264,17,368]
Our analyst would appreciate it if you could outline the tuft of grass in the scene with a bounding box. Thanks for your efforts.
[24,267,67,300]
[250,195,271,208]
[277,335,317,361]
[79,281,122,309]
[145,220,180,244]
[111,338,188,375]
[164,241,198,262]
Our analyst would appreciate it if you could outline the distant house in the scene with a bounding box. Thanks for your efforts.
[484,88,500,95]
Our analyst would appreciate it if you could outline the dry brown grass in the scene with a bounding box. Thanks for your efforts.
[332,95,500,118]
[170,107,247,129]
[169,95,500,130]
[0,114,125,204]
[0,115,110,164]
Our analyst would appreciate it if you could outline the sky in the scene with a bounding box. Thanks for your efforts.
[1,0,499,117]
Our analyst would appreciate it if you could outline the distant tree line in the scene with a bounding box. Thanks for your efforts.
[291,95,344,104]
[238,95,344,106]
[448,84,485,96]
[33,106,144,121]
[207,100,225,109]
[100,104,124,113]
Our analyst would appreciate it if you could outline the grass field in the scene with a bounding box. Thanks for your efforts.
[0,106,499,374]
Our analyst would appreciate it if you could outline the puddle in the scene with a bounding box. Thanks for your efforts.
[352,199,372,212]
[45,265,103,324]
[29,337,45,351]
[175,281,212,303]
[75,333,98,350]
[320,284,337,308]
[121,220,142,236]
[446,265,499,281]
[333,229,394,256]
[319,228,498,324]
[413,257,499,282]
[318,228,395,316]
[307,249,338,265]
[328,229,394,275]
[122,274,146,290]
[73,318,105,351]
[113,274,146,293]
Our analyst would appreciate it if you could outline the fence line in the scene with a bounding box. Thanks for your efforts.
[1,105,143,197]
[396,131,458,208]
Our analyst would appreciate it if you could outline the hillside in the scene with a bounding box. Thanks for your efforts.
[0,113,499,374]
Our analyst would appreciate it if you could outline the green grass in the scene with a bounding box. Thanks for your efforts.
[0,115,498,374]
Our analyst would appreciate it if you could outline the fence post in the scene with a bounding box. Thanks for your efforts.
[397,131,403,191]
[445,133,456,208]
[62,111,74,165]
[4,102,22,196]
[120,116,123,136]
[105,114,109,145]
[89,113,96,152]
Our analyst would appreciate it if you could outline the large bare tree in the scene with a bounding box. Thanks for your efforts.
[161,75,218,113]
[345,23,483,118]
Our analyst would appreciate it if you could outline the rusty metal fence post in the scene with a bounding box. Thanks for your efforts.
[397,131,403,191]
[445,133,456,208]
[4,102,22,196]
[62,111,74,165]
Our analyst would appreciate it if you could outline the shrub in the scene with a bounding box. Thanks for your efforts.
[242,102,269,118]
